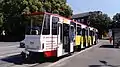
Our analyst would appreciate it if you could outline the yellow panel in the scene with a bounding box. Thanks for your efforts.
[63,19,70,24]
[87,36,90,45]
[75,35,81,46]
[85,36,88,47]
[93,36,95,44]
[80,36,82,44]
[81,36,84,48]
[88,36,92,45]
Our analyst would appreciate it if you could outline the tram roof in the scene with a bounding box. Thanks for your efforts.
[24,12,71,19]
[24,12,98,31]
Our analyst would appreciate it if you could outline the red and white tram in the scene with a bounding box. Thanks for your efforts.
[20,12,98,60]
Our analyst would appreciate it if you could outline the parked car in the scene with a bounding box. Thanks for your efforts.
[20,41,25,48]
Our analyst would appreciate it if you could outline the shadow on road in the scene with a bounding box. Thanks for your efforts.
[0,54,23,65]
[99,45,115,48]
[89,65,120,67]
[89,60,120,67]
[0,54,69,65]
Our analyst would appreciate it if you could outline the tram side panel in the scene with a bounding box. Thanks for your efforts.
[88,28,91,47]
[93,31,96,45]
[95,30,99,44]
[75,25,82,51]
[89,31,93,46]
[85,29,88,47]
[81,29,86,49]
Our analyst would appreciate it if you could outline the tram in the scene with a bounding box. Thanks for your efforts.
[70,21,98,51]
[20,12,98,60]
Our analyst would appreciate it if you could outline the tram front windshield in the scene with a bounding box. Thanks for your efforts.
[25,14,50,35]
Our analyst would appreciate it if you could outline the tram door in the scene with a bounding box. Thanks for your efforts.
[62,23,70,53]
[58,23,70,56]
[91,31,93,45]
[82,29,86,48]
[70,25,75,52]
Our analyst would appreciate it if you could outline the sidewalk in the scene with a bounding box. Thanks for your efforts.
[52,40,120,67]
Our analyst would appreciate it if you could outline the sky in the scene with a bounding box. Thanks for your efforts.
[67,0,120,18]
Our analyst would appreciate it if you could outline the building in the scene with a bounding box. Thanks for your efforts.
[72,11,102,25]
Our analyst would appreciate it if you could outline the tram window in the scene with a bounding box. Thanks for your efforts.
[70,26,75,41]
[52,17,59,35]
[91,31,94,36]
[42,14,50,35]
[93,32,95,36]
[60,24,63,43]
[90,31,92,36]
[63,24,69,36]
[86,30,88,36]
[25,14,44,35]
[70,22,76,34]
[77,27,81,35]
[92,31,94,36]
[25,27,40,35]
[71,26,74,32]
[82,29,85,36]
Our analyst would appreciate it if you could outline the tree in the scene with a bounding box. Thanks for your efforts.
[0,13,4,35]
[88,11,112,37]
[112,13,120,28]
[0,0,73,37]
[48,0,73,17]
[0,13,3,27]
[113,13,120,23]
[0,0,25,36]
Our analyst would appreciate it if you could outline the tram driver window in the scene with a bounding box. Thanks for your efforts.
[42,15,50,35]
[52,17,59,35]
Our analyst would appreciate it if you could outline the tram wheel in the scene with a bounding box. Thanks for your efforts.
[20,52,31,63]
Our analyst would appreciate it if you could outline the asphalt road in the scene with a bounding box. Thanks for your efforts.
[0,42,52,67]
[0,42,19,47]
[0,40,119,67]
[0,42,22,58]
[49,40,120,67]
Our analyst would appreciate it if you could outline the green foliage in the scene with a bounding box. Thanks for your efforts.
[113,13,120,22]
[47,0,73,17]
[0,13,3,27]
[0,0,72,36]
[88,11,112,34]
[52,9,59,14]
[43,1,51,12]
[111,13,120,28]
[0,0,72,19]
